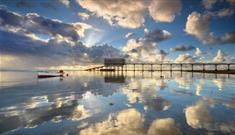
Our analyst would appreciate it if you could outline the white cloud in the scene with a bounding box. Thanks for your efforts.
[123,29,171,62]
[78,12,90,20]
[76,0,146,29]
[123,38,157,62]
[202,0,217,9]
[148,0,181,22]
[0,9,95,42]
[185,11,235,45]
[195,48,202,57]
[185,12,211,44]
[59,0,70,7]
[174,53,194,63]
[125,32,135,38]
[213,49,226,63]
[72,22,94,38]
[76,0,181,28]
[157,50,168,62]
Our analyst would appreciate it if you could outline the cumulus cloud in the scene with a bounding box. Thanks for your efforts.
[202,0,217,9]
[185,11,235,45]
[76,0,181,28]
[125,32,135,38]
[213,49,226,63]
[123,29,171,62]
[76,0,146,29]
[78,12,90,20]
[123,38,158,62]
[195,48,202,57]
[174,54,194,63]
[148,0,181,22]
[158,50,168,62]
[212,49,235,63]
[185,12,211,44]
[59,0,70,7]
[170,45,195,52]
[144,29,171,43]
[0,9,94,42]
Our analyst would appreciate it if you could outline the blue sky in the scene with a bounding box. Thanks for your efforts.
[0,0,235,69]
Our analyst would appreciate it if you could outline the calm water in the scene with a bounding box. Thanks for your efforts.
[0,71,235,135]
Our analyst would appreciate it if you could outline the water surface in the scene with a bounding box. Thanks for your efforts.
[0,71,235,135]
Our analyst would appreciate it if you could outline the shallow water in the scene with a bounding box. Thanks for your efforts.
[0,71,235,135]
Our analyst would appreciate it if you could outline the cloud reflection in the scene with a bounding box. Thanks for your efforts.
[185,98,235,133]
[121,78,171,111]
[213,78,225,91]
[80,108,181,135]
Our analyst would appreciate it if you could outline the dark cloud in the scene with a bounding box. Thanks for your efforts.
[144,29,171,43]
[0,29,122,68]
[221,32,235,44]
[0,8,87,41]
[159,49,167,55]
[170,45,195,52]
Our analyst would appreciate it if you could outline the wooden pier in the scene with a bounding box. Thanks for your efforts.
[86,62,235,73]
[85,58,235,74]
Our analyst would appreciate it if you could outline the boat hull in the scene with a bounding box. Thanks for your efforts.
[37,72,63,78]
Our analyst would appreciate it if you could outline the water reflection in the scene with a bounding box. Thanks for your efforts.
[121,78,171,111]
[185,98,235,133]
[213,78,226,91]
[80,108,181,135]
[0,94,90,133]
[0,71,234,135]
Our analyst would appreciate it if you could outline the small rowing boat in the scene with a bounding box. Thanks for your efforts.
[37,70,64,78]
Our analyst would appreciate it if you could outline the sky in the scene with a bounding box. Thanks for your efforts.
[0,0,235,70]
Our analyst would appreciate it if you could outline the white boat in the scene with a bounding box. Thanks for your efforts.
[37,71,63,78]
